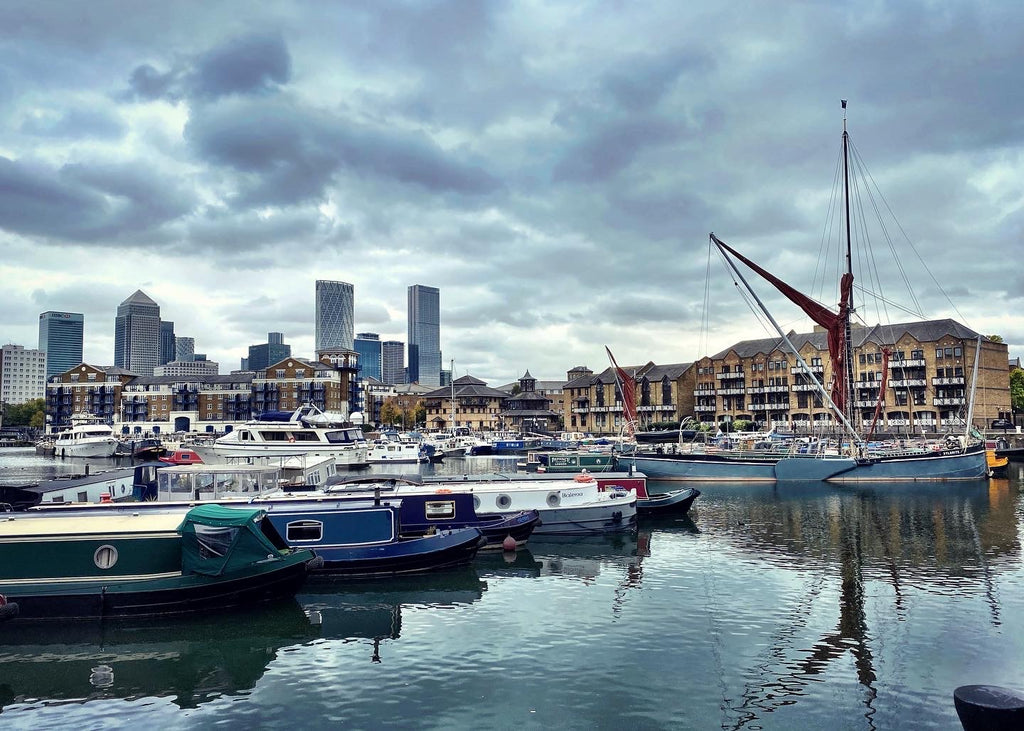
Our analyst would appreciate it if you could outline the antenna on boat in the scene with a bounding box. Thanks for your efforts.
[840,99,855,428]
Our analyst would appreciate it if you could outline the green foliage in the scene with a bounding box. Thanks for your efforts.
[414,401,426,427]
[1011,369,1024,413]
[3,399,45,427]
[732,418,755,432]
[988,334,1004,343]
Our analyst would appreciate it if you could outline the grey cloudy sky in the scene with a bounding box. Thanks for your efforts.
[2,1,1022,384]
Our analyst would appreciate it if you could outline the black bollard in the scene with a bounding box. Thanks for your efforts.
[954,685,1024,731]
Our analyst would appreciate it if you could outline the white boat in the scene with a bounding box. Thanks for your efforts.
[192,404,369,469]
[51,417,120,458]
[366,439,427,464]
[325,471,638,536]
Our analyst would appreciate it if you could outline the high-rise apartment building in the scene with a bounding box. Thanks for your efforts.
[37,311,84,379]
[248,332,292,372]
[114,290,161,376]
[407,284,441,387]
[354,333,382,381]
[315,280,355,352]
[382,340,405,385]
[0,344,47,404]
[160,321,176,365]
[175,336,195,362]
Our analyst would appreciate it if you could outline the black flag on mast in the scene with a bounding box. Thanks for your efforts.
[841,99,847,109]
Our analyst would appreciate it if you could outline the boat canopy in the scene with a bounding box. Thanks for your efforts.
[177,505,286,577]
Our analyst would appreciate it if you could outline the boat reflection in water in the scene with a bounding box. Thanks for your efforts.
[0,566,486,712]
[684,476,1019,725]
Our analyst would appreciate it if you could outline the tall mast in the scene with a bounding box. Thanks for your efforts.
[841,100,855,427]
[449,358,455,427]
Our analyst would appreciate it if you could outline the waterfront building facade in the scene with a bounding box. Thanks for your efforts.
[498,371,562,432]
[248,332,292,373]
[422,375,508,431]
[254,354,354,417]
[407,284,441,387]
[114,290,161,377]
[564,362,695,435]
[37,311,84,379]
[354,333,382,381]
[381,340,405,385]
[315,280,354,352]
[120,372,254,433]
[0,344,47,405]
[45,365,135,429]
[692,318,1009,432]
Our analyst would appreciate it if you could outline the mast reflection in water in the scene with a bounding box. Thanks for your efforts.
[1,448,1023,729]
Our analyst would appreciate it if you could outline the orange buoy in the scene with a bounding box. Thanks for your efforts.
[502,535,517,551]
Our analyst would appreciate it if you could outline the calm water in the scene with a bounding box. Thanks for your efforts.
[2,448,1024,729]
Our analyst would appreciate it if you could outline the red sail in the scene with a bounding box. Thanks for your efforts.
[605,346,637,437]
[711,234,853,416]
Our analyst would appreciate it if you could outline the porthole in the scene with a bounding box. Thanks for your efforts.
[473,494,481,511]
[496,494,512,510]
[94,545,119,570]
[546,491,561,508]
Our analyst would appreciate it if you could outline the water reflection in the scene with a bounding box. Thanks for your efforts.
[0,566,486,712]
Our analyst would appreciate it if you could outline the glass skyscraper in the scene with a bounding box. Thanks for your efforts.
[114,290,161,376]
[160,320,176,365]
[315,280,355,352]
[407,284,441,387]
[354,333,382,381]
[248,332,292,372]
[38,311,84,378]
[381,340,405,385]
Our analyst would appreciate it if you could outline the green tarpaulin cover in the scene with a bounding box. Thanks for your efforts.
[178,504,284,576]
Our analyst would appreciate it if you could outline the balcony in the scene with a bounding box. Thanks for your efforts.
[715,372,745,381]
[717,387,745,396]
[853,400,881,408]
[889,358,926,368]
[932,377,965,386]
[791,365,824,375]
[693,389,716,397]
[791,384,819,392]
[889,379,927,388]
[694,404,717,412]
[933,397,965,406]
[750,402,790,411]
[747,385,789,394]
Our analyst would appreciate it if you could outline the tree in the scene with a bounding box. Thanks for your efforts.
[3,398,45,426]
[378,399,400,427]
[413,401,426,427]
[988,334,1004,343]
[1010,369,1024,413]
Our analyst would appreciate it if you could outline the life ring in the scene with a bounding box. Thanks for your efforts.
[288,436,295,443]
[574,472,596,483]
[436,487,452,494]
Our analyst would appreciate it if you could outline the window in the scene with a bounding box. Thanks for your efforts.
[287,520,323,542]
[936,348,943,359]
[954,347,962,357]
[944,347,953,357]
[425,500,456,520]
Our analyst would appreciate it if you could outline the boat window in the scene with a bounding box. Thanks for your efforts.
[425,500,456,520]
[195,525,237,558]
[496,494,512,509]
[325,430,353,444]
[77,491,88,502]
[287,520,323,542]
[240,431,250,441]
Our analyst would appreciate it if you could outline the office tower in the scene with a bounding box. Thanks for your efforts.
[315,280,355,352]
[37,311,84,379]
[382,340,405,385]
[160,321,176,365]
[407,284,441,386]
[175,336,195,362]
[248,332,292,372]
[354,333,382,381]
[0,344,47,404]
[113,289,161,376]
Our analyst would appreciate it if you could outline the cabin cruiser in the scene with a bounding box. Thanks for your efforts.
[51,416,120,458]
[193,404,369,469]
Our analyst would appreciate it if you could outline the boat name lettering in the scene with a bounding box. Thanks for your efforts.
[560,489,584,498]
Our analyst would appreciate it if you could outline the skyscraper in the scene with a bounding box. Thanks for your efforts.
[407,284,441,387]
[160,320,176,365]
[248,332,292,372]
[381,340,405,385]
[114,290,161,376]
[38,311,84,378]
[354,333,382,381]
[175,336,195,362]
[315,280,355,352]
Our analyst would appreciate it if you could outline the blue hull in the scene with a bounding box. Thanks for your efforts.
[618,445,988,483]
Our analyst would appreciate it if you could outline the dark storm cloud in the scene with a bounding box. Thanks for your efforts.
[185,96,502,207]
[0,156,195,242]
[553,117,683,183]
